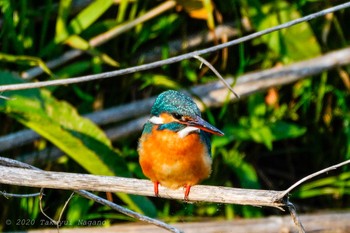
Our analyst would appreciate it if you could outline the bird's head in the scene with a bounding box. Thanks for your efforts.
[148,90,224,138]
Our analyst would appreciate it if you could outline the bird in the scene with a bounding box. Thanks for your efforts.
[138,90,224,200]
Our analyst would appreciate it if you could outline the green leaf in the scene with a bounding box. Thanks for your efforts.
[0,72,156,216]
[139,74,180,89]
[0,52,54,77]
[221,149,260,189]
[251,1,321,62]
[293,172,350,199]
[55,0,72,43]
[269,121,306,140]
[55,0,114,43]
[116,0,130,23]
[249,126,273,150]
[65,35,119,67]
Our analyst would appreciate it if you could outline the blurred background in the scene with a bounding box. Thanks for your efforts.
[0,0,349,231]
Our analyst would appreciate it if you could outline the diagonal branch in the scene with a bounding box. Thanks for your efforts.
[193,55,239,99]
[21,0,177,80]
[1,2,350,92]
[278,159,350,198]
[2,46,350,154]
[0,156,183,233]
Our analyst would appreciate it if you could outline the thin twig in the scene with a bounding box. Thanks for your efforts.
[77,190,183,233]
[193,55,239,99]
[286,200,306,233]
[57,192,75,227]
[21,0,177,80]
[2,47,350,155]
[39,188,59,226]
[0,94,11,100]
[0,190,41,198]
[279,159,350,198]
[2,2,350,92]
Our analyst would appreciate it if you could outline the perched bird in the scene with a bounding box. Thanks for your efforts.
[138,90,224,200]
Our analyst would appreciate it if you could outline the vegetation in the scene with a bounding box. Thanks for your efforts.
[0,0,349,231]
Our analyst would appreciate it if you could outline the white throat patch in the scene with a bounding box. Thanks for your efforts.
[177,126,199,138]
[149,116,164,124]
[149,116,199,138]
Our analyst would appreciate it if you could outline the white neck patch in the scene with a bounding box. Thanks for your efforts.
[149,116,164,125]
[177,126,199,138]
[149,116,199,138]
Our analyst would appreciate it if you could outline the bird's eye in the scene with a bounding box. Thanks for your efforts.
[172,113,183,120]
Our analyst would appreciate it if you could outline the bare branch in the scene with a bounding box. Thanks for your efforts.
[0,190,41,198]
[2,46,350,154]
[2,2,350,92]
[286,200,306,233]
[279,159,350,198]
[0,157,183,233]
[0,164,285,209]
[21,0,177,80]
[193,55,239,99]
[0,94,11,100]
[39,189,59,226]
[2,156,350,232]
[3,156,350,208]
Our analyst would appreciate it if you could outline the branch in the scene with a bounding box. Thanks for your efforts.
[2,46,350,154]
[193,55,239,99]
[21,0,177,80]
[0,164,285,209]
[2,2,350,91]
[0,191,41,198]
[279,159,350,198]
[2,157,349,206]
[2,157,349,232]
[286,201,306,233]
[0,156,183,233]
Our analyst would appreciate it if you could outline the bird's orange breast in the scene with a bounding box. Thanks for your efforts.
[138,126,212,189]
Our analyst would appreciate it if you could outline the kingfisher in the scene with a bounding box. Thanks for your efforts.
[138,90,224,200]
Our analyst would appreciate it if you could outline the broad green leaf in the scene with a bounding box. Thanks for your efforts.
[221,149,260,189]
[293,172,350,198]
[55,60,91,78]
[5,91,125,176]
[251,1,321,62]
[0,52,54,77]
[132,14,179,53]
[269,121,306,140]
[219,118,305,150]
[0,72,156,216]
[65,35,119,67]
[116,0,130,23]
[55,0,114,43]
[248,94,266,117]
[249,126,273,150]
[55,0,72,43]
[139,74,181,89]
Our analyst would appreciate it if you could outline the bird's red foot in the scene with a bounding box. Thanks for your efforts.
[153,181,159,197]
[184,184,191,201]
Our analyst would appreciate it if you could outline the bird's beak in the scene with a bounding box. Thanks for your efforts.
[186,115,224,136]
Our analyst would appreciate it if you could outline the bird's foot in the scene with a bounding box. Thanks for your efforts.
[153,181,160,197]
[184,184,191,201]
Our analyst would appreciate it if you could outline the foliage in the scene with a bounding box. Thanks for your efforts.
[0,0,349,231]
